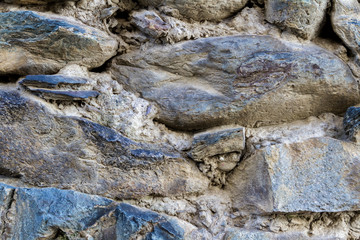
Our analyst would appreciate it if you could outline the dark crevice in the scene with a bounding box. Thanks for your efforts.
[90,55,117,73]
[0,167,22,178]
[0,75,22,84]
[318,14,342,43]
[52,228,69,240]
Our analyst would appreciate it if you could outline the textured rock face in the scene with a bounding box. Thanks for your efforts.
[0,11,118,75]
[227,137,360,214]
[332,0,360,61]
[0,183,193,239]
[137,0,248,21]
[112,35,359,130]
[0,90,208,199]
[265,0,328,39]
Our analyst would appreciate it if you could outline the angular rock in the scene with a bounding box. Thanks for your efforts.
[137,0,248,21]
[111,35,359,130]
[0,89,209,199]
[131,10,170,38]
[332,0,360,61]
[343,106,360,142]
[265,0,328,39]
[189,127,245,161]
[115,203,185,239]
[19,75,88,88]
[0,11,118,75]
[226,137,360,214]
[28,88,100,101]
[0,183,192,240]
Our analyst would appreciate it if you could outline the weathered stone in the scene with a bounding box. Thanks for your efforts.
[343,106,360,142]
[115,203,185,239]
[226,137,360,214]
[265,0,328,39]
[0,183,192,240]
[137,0,248,21]
[28,88,100,101]
[189,127,245,161]
[332,0,360,62]
[0,89,209,199]
[0,11,118,75]
[4,0,75,4]
[19,75,88,88]
[111,35,359,130]
[131,10,170,38]
[225,229,337,240]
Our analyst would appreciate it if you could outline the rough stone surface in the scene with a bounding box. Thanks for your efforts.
[344,106,360,142]
[332,0,360,62]
[0,183,195,240]
[137,0,248,21]
[0,89,209,199]
[19,75,88,88]
[189,127,245,161]
[227,137,360,214]
[111,35,359,130]
[4,0,73,4]
[265,0,328,39]
[0,11,118,75]
[28,88,100,101]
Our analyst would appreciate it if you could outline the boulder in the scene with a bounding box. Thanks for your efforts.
[0,89,209,199]
[331,0,360,61]
[0,183,192,239]
[137,0,248,21]
[265,0,328,39]
[111,35,359,130]
[226,137,360,214]
[0,11,118,75]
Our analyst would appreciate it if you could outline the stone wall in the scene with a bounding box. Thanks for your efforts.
[1,0,360,239]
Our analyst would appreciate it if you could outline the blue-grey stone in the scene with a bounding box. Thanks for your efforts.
[28,88,100,101]
[115,203,185,240]
[343,106,360,141]
[0,183,189,240]
[227,137,360,214]
[111,35,359,130]
[0,90,208,199]
[19,75,88,88]
[0,11,118,75]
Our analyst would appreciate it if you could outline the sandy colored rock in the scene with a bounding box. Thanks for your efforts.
[137,0,248,21]
[111,35,359,130]
[227,137,360,214]
[0,89,209,199]
[0,11,118,75]
[265,0,328,39]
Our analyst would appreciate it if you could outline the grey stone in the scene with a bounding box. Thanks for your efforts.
[0,183,190,240]
[226,137,360,214]
[265,0,329,39]
[189,127,245,161]
[343,106,360,142]
[332,0,360,62]
[28,88,100,101]
[19,75,88,88]
[225,229,339,240]
[0,89,209,199]
[131,10,170,39]
[115,203,184,240]
[111,35,359,131]
[0,11,118,75]
[137,0,248,21]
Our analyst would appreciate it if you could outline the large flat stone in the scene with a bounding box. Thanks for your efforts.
[19,75,88,88]
[265,0,328,39]
[0,183,192,240]
[111,35,359,130]
[226,137,360,214]
[137,0,248,21]
[0,89,209,199]
[332,0,360,61]
[0,11,118,75]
